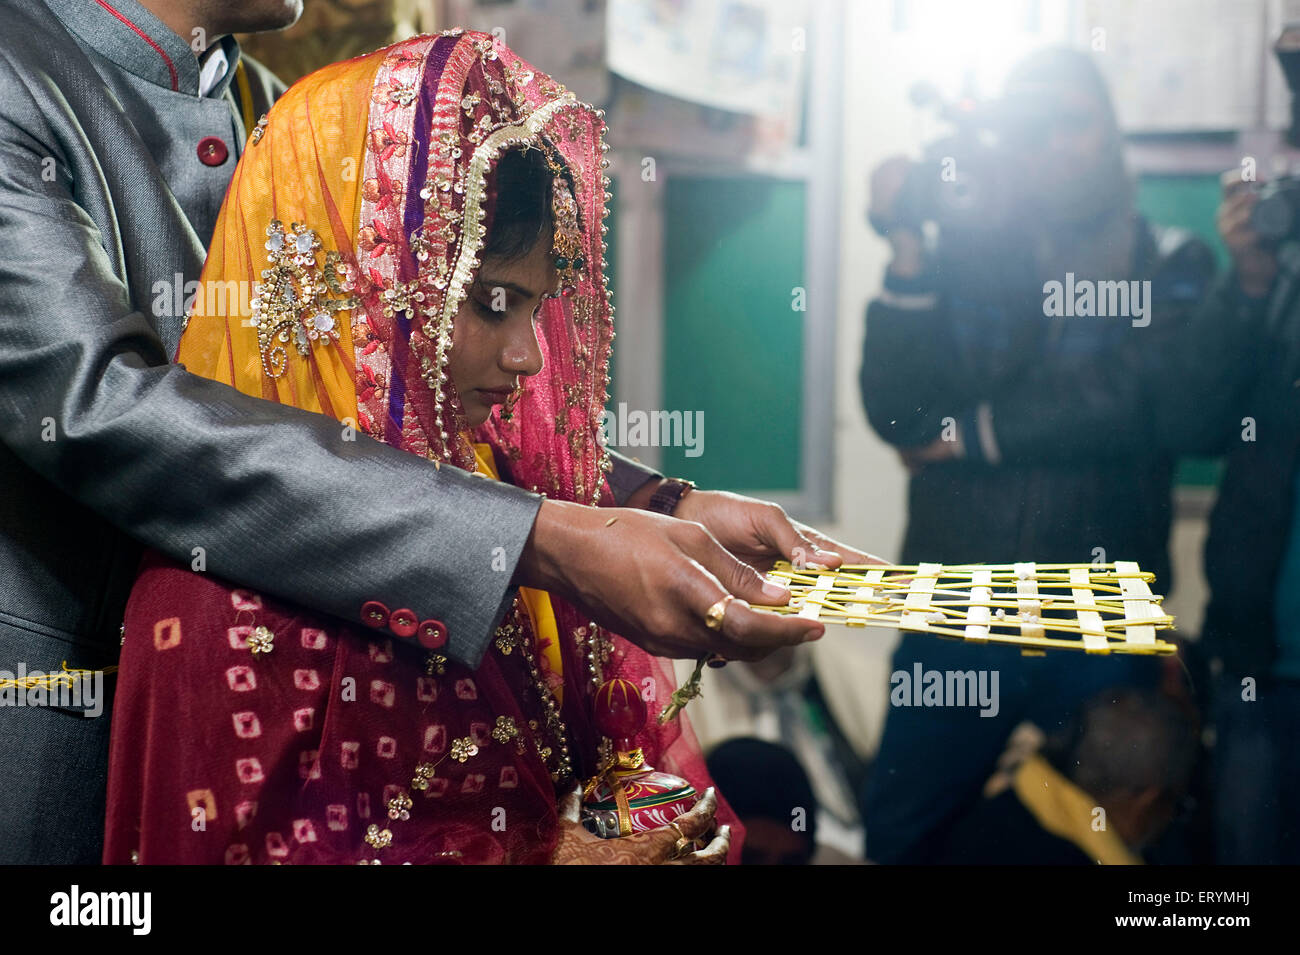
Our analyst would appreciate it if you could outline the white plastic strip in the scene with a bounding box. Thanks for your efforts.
[845,568,885,626]
[900,562,941,630]
[1013,561,1045,640]
[1070,567,1110,653]
[798,573,837,621]
[965,568,992,642]
[1115,560,1157,645]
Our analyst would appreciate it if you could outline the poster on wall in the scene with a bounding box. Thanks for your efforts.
[606,0,808,121]
[1083,0,1266,131]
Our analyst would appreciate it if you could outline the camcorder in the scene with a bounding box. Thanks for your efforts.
[868,81,1083,257]
[868,82,1016,240]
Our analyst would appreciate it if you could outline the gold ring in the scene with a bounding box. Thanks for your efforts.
[704,595,734,631]
[665,821,691,859]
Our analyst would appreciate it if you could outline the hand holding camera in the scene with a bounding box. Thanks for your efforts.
[1219,169,1279,300]
[869,154,926,279]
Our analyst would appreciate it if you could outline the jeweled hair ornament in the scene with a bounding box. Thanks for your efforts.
[542,147,586,295]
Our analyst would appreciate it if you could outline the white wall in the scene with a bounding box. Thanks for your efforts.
[819,0,914,560]
[804,0,924,763]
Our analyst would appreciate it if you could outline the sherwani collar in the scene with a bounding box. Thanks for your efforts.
[42,0,237,97]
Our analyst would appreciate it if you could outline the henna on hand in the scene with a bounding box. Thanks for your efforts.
[551,787,723,865]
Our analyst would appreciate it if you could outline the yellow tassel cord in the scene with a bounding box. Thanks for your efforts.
[0,661,119,690]
[234,61,256,139]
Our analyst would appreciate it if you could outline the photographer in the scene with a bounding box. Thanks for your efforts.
[1164,26,1300,865]
[860,48,1213,864]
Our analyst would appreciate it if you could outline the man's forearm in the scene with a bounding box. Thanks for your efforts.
[0,346,542,667]
[0,211,539,667]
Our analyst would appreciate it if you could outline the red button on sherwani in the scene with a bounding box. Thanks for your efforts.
[197,136,228,166]
[359,600,389,629]
[416,619,448,650]
[388,608,418,638]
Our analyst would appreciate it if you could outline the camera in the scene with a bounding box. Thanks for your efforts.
[870,83,1021,242]
[1249,177,1300,244]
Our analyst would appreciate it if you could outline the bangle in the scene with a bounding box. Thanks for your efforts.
[646,478,695,515]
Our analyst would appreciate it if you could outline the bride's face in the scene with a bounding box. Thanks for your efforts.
[447,239,555,428]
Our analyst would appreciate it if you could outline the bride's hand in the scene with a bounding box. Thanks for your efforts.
[517,499,821,661]
[672,488,886,573]
[552,785,730,864]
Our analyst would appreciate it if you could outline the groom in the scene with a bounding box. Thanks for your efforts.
[0,0,862,864]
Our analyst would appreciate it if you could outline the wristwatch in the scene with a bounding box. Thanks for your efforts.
[646,477,695,515]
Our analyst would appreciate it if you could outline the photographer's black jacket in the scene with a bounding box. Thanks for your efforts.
[1159,271,1300,677]
[861,218,1214,601]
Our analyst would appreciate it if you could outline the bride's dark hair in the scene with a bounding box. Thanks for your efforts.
[483,142,581,262]
[483,146,555,262]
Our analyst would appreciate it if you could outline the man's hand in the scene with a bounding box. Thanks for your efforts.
[896,433,962,474]
[1218,168,1277,300]
[516,499,824,660]
[672,488,886,573]
[552,786,730,864]
[869,154,925,279]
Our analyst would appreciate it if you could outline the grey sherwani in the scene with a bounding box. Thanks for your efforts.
[0,0,659,863]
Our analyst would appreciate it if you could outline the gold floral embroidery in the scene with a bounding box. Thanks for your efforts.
[380,278,425,319]
[494,621,518,655]
[492,716,519,743]
[247,626,274,658]
[387,792,413,822]
[411,762,437,791]
[387,82,417,108]
[450,737,479,763]
[250,221,358,379]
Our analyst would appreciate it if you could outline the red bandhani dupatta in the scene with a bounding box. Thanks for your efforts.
[104,30,739,864]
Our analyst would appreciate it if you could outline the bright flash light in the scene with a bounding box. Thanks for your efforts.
[892,0,1073,99]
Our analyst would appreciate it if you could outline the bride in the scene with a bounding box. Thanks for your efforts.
[103,29,737,865]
